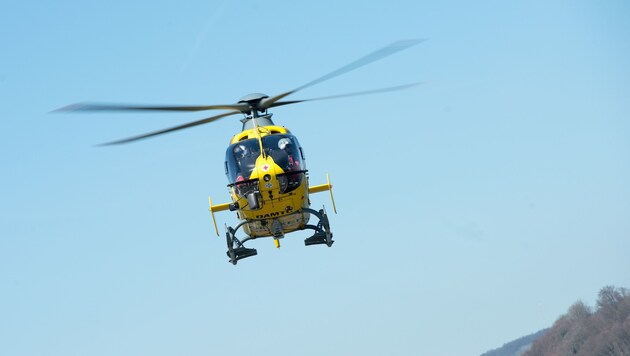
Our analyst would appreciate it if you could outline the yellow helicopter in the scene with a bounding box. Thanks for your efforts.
[56,39,424,264]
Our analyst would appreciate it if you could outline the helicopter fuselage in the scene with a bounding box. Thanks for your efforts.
[208,116,335,261]
[225,124,311,238]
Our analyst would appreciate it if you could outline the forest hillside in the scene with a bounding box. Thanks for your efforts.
[524,286,630,356]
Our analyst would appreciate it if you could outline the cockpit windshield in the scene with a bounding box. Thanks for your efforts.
[262,134,304,173]
[225,134,304,183]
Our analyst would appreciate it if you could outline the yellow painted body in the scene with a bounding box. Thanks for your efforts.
[231,153,310,237]
[230,125,290,144]
[208,124,335,240]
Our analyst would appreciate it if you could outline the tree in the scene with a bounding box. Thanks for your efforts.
[597,286,630,322]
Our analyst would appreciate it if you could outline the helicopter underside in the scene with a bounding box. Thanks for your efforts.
[243,211,310,237]
[225,207,333,265]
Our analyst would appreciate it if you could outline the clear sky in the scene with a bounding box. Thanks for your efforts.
[1,1,629,355]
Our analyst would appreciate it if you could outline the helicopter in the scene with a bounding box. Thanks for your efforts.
[55,39,425,264]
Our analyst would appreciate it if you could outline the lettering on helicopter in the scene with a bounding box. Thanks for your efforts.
[255,210,288,219]
[255,204,295,219]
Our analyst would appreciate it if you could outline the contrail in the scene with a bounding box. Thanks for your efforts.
[179,0,230,74]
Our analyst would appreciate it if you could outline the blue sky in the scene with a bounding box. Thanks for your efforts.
[1,1,629,355]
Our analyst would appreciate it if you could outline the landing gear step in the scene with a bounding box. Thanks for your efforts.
[305,232,334,247]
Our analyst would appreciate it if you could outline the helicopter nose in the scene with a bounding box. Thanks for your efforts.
[258,161,276,192]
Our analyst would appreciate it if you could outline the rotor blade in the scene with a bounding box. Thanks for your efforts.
[260,39,426,109]
[98,110,241,146]
[267,82,425,108]
[53,102,249,113]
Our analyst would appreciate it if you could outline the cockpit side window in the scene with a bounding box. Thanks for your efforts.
[225,139,260,183]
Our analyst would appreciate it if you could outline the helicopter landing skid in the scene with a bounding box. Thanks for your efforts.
[224,207,333,264]
[225,225,257,265]
[302,207,334,247]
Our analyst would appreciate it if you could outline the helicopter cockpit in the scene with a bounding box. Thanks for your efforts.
[225,134,305,188]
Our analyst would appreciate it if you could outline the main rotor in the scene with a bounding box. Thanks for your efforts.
[54,39,426,145]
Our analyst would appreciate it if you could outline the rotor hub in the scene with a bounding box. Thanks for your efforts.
[238,93,269,113]
[238,93,269,103]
